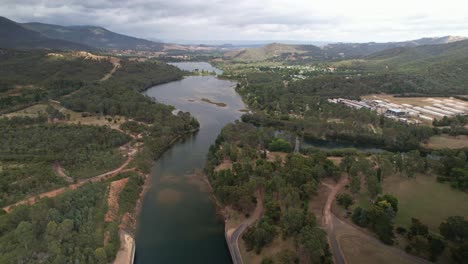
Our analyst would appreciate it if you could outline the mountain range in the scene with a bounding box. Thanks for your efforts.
[0,16,164,51]
[225,36,466,62]
[0,15,467,63]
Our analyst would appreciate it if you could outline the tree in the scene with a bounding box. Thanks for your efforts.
[428,237,446,262]
[409,218,429,238]
[298,225,330,264]
[95,247,107,264]
[268,138,292,152]
[15,221,34,250]
[366,170,382,198]
[265,200,281,223]
[352,207,369,227]
[439,216,468,243]
[349,175,361,194]
[336,193,354,209]
[451,242,468,264]
[376,194,398,213]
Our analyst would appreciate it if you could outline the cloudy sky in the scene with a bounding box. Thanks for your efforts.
[2,0,468,43]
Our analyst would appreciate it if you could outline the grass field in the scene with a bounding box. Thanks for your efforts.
[240,237,296,264]
[337,226,417,264]
[423,134,468,149]
[356,173,468,232]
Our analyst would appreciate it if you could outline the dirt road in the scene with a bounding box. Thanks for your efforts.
[2,147,138,213]
[322,176,430,264]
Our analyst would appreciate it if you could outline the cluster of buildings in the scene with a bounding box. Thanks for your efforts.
[328,97,468,124]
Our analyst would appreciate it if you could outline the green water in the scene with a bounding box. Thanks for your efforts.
[135,64,245,263]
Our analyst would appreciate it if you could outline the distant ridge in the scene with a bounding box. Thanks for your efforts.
[225,36,467,62]
[0,16,91,50]
[22,22,164,51]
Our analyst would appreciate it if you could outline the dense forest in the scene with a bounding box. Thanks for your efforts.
[206,122,336,263]
[235,72,434,151]
[0,49,199,262]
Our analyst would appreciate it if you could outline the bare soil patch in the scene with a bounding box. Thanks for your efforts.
[105,178,129,222]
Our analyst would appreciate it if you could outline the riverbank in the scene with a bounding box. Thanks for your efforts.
[114,128,200,263]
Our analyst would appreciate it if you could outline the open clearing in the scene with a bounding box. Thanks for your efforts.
[422,134,468,149]
[383,174,468,231]
[4,102,126,130]
[357,174,468,231]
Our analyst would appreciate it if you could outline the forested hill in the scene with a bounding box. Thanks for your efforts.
[332,39,468,95]
[321,36,466,59]
[23,22,164,51]
[0,16,91,51]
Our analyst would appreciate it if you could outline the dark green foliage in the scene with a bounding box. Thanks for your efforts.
[237,72,434,151]
[352,195,398,244]
[409,218,429,238]
[0,16,91,50]
[207,122,332,259]
[268,138,292,152]
[0,120,130,206]
[0,183,113,263]
[352,207,369,227]
[0,50,111,113]
[450,242,468,264]
[432,150,468,191]
[118,175,145,214]
[23,22,164,51]
[439,216,468,243]
[428,237,446,262]
[243,218,277,253]
[336,193,354,209]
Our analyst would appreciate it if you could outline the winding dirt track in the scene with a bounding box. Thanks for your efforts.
[322,176,430,264]
[2,148,138,213]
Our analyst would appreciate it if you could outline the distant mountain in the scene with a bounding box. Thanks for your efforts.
[224,36,467,62]
[224,43,324,62]
[0,16,90,50]
[22,22,164,51]
[322,36,467,59]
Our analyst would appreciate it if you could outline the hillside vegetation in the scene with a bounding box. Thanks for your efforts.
[0,16,90,51]
[23,22,164,51]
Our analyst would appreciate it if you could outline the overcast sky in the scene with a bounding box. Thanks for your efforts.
[2,0,468,43]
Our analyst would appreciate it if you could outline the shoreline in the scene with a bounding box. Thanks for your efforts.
[113,129,200,263]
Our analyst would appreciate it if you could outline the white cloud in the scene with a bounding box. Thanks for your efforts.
[1,0,467,42]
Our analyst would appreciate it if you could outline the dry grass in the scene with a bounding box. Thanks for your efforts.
[382,173,468,231]
[214,160,233,172]
[423,134,468,149]
[266,151,288,163]
[337,229,416,264]
[240,237,296,264]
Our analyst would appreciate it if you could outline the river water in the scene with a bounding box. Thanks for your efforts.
[135,63,245,263]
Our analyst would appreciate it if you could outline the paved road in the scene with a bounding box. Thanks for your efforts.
[226,191,264,264]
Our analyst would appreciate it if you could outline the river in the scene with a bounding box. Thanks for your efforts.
[135,63,245,263]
